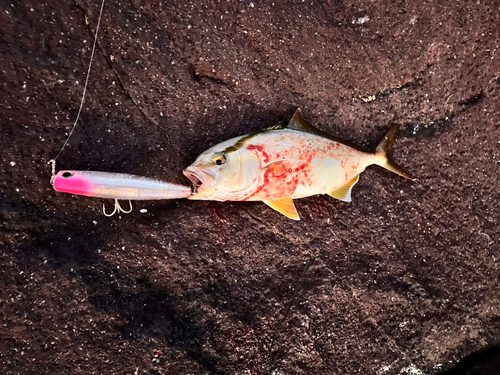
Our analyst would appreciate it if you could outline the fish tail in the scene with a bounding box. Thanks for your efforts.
[374,125,414,180]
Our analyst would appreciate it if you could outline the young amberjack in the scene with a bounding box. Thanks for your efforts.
[183,109,413,220]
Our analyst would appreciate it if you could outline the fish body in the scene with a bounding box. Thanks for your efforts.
[184,109,413,220]
[187,129,371,201]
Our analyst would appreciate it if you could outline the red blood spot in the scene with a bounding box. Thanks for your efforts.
[209,205,227,223]
[243,146,322,200]
[247,144,270,163]
[242,169,269,200]
[244,160,302,200]
[267,161,289,177]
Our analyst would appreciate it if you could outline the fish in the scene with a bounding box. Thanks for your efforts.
[183,109,413,220]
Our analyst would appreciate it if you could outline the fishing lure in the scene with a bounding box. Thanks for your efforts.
[52,170,192,216]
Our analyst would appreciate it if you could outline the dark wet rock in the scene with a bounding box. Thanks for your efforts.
[1,0,499,374]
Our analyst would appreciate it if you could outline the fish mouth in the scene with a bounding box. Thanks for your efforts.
[183,166,215,194]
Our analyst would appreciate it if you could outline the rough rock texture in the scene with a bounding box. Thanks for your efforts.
[1,0,499,374]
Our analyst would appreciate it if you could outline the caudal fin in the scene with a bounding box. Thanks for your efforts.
[374,125,414,180]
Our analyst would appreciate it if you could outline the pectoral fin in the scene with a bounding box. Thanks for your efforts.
[263,197,300,220]
[328,175,360,202]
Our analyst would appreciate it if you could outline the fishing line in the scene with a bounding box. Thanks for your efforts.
[49,0,106,180]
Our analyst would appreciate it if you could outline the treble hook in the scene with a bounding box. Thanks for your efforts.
[103,199,133,217]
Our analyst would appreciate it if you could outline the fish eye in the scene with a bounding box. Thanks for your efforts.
[212,154,226,166]
[62,171,74,178]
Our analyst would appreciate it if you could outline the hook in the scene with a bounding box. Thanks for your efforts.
[103,199,133,217]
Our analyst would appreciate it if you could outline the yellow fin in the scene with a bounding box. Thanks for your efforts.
[262,197,300,220]
[328,175,360,202]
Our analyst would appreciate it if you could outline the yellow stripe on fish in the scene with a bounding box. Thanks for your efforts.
[183,109,413,220]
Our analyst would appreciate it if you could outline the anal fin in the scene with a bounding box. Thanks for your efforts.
[263,197,300,220]
[328,175,359,202]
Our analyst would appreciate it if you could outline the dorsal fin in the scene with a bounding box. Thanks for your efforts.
[287,108,324,134]
[286,109,367,152]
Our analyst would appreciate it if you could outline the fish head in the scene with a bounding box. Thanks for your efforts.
[183,138,261,200]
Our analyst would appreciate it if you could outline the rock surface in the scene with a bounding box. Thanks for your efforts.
[1,0,499,374]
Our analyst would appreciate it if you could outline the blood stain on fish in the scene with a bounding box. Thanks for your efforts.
[247,144,270,163]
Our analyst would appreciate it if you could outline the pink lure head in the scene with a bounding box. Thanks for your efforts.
[53,171,97,197]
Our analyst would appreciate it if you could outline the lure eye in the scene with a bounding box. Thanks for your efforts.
[212,154,226,166]
[62,171,74,178]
